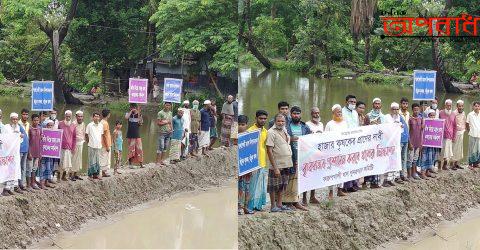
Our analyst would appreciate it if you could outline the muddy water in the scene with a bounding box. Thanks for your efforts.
[33,181,237,249]
[385,208,480,250]
[238,68,475,161]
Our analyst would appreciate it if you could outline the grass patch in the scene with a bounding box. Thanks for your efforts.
[271,59,309,72]
[0,86,27,96]
[357,72,411,86]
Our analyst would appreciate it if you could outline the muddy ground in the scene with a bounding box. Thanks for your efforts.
[0,147,236,249]
[239,167,480,249]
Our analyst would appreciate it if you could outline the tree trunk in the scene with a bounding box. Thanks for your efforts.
[52,31,82,105]
[240,0,272,69]
[364,35,371,65]
[271,3,277,18]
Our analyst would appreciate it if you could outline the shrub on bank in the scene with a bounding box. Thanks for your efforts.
[0,86,28,96]
[357,73,410,86]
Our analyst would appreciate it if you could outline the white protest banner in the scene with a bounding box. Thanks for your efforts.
[297,123,401,193]
[0,133,21,183]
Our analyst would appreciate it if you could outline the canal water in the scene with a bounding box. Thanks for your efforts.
[32,181,237,249]
[238,68,475,159]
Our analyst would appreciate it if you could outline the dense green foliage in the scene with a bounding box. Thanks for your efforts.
[241,0,480,82]
[0,0,238,89]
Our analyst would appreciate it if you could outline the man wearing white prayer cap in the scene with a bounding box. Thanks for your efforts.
[365,98,384,188]
[2,112,27,196]
[199,100,212,156]
[384,102,410,185]
[72,110,86,180]
[324,104,347,199]
[438,99,456,171]
[58,110,78,181]
[452,100,466,169]
[179,100,192,159]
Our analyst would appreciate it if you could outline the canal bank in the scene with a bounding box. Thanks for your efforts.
[0,147,237,249]
[238,167,480,249]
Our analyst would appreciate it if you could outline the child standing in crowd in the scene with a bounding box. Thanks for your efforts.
[409,103,423,180]
[170,109,185,164]
[39,120,57,189]
[27,114,42,189]
[420,110,439,178]
[113,121,123,175]
[238,115,254,215]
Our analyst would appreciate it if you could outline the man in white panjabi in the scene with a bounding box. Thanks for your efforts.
[324,104,348,199]
[72,110,86,180]
[179,100,191,159]
[452,100,466,169]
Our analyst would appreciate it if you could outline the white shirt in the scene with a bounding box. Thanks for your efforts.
[4,124,23,144]
[325,120,348,132]
[384,114,404,133]
[179,108,191,132]
[306,120,324,133]
[85,121,104,149]
[342,106,359,128]
[467,111,480,138]
[425,107,440,119]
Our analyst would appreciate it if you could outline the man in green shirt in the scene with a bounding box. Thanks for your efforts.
[157,102,173,166]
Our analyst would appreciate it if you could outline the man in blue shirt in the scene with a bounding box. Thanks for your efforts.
[285,106,311,210]
[199,100,211,156]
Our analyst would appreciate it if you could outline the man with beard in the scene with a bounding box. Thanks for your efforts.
[452,100,466,169]
[366,98,384,188]
[189,100,201,157]
[384,102,409,185]
[325,104,348,199]
[72,110,85,180]
[266,114,293,212]
[285,106,310,210]
[268,101,290,129]
[439,99,458,170]
[3,113,27,195]
[179,100,191,159]
[303,107,323,204]
[247,110,269,212]
[220,95,235,147]
[342,95,360,192]
[58,110,77,181]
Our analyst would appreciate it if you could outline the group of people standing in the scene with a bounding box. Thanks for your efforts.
[155,95,239,165]
[0,93,238,197]
[238,95,480,214]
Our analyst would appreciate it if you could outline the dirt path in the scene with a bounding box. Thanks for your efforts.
[239,167,480,249]
[0,147,237,248]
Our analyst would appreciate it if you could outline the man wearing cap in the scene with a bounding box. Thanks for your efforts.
[366,98,384,187]
[199,100,211,156]
[384,102,409,185]
[220,95,235,147]
[325,104,348,199]
[452,100,466,169]
[425,97,440,119]
[2,113,27,195]
[72,110,85,180]
[439,99,457,170]
[284,106,310,210]
[179,100,191,159]
[58,110,77,181]
[342,95,361,192]
[189,100,201,156]
[157,102,173,166]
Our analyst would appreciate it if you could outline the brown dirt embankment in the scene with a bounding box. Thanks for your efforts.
[239,167,480,249]
[0,147,237,249]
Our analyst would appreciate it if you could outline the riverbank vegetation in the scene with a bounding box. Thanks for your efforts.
[0,0,237,103]
[239,0,479,91]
